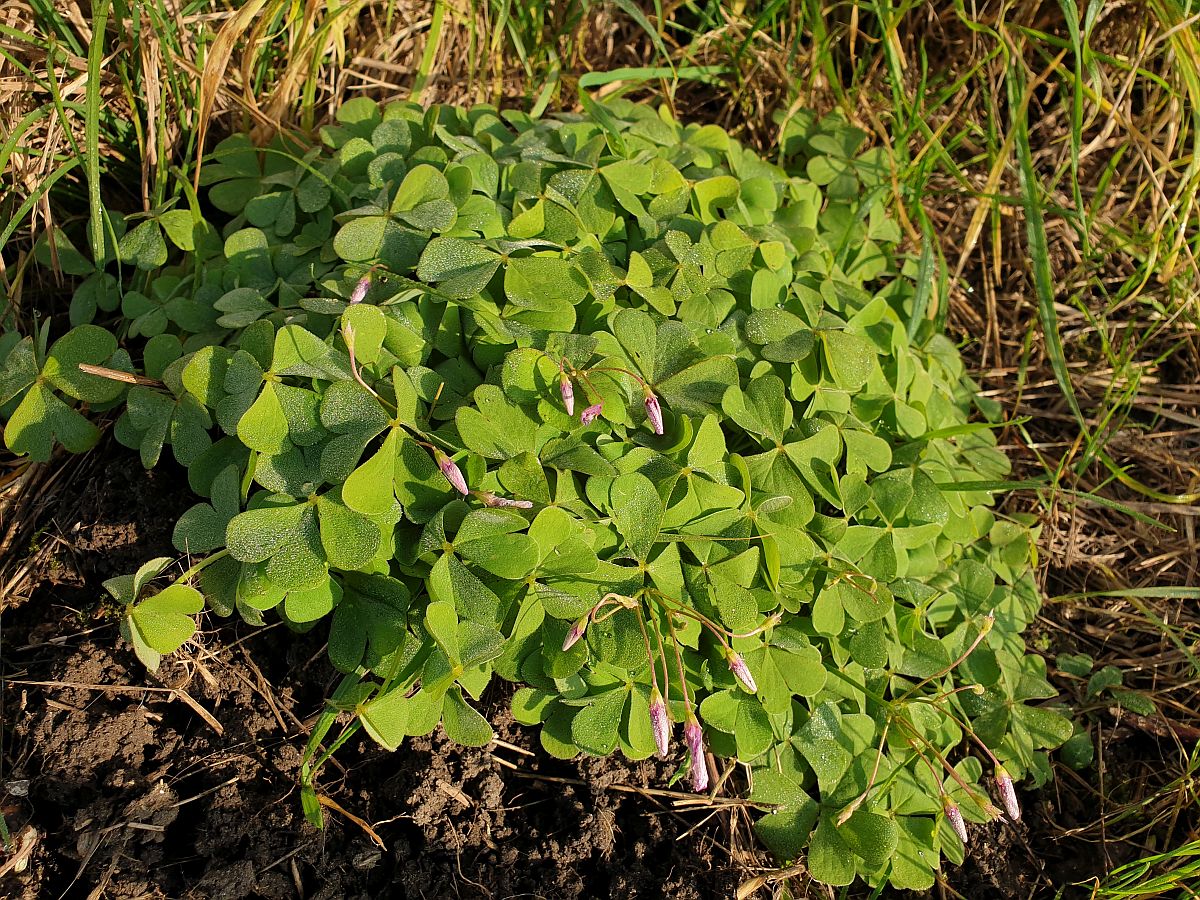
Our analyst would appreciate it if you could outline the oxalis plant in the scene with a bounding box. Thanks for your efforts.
[0,98,1071,890]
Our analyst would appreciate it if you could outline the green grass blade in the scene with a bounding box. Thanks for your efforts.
[412,0,447,101]
[1006,47,1087,439]
[908,218,936,340]
[85,0,111,263]
[609,0,672,68]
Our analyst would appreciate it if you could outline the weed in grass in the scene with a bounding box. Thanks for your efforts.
[0,98,1068,891]
[2,0,1199,895]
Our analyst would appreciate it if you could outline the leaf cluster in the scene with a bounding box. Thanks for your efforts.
[0,99,1069,889]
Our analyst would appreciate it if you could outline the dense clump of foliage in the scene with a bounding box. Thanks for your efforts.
[0,99,1069,890]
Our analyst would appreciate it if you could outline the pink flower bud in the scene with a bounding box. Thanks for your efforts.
[944,797,968,844]
[727,651,757,694]
[477,491,533,510]
[995,767,1020,821]
[559,373,575,416]
[562,616,588,651]
[649,688,670,758]
[433,448,468,495]
[580,403,603,426]
[684,718,708,792]
[644,391,664,435]
[350,273,371,304]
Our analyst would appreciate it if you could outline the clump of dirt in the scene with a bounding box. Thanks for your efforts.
[3,616,739,899]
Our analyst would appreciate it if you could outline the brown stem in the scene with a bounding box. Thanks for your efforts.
[76,363,162,387]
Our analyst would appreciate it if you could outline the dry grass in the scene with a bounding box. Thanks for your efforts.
[1,0,1198,895]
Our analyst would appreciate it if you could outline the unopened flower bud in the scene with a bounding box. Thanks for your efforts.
[559,373,575,416]
[644,391,664,436]
[995,767,1020,821]
[477,491,533,510]
[727,651,757,693]
[944,797,968,844]
[684,717,708,792]
[649,688,670,757]
[562,616,588,652]
[350,273,371,304]
[433,448,468,495]
[580,403,603,426]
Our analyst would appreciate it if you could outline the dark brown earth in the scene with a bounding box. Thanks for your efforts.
[0,444,1121,899]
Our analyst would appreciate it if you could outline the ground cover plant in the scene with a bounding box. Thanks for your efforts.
[1,1,1198,898]
[0,95,1071,890]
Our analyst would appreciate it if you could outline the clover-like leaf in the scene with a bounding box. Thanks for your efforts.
[5,383,101,461]
[328,573,411,672]
[698,689,772,760]
[417,236,501,299]
[360,686,411,751]
[122,584,204,671]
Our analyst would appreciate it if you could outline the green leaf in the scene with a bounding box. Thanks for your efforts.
[608,472,662,562]
[456,385,539,459]
[273,325,351,380]
[693,174,739,222]
[159,209,196,251]
[417,237,501,299]
[128,584,204,655]
[225,501,308,564]
[342,428,399,517]
[1086,665,1122,698]
[723,374,792,443]
[425,600,461,663]
[0,336,39,404]
[749,637,826,714]
[43,325,123,402]
[334,215,389,262]
[839,810,898,870]
[429,553,502,623]
[698,689,772,760]
[173,464,240,554]
[317,492,381,570]
[4,382,100,460]
[327,574,410,672]
[1060,732,1094,769]
[360,687,411,751]
[820,330,875,391]
[750,769,819,861]
[442,686,493,746]
[285,576,342,623]
[342,305,388,365]
[808,816,856,886]
[571,688,626,756]
[237,383,289,454]
[118,219,168,270]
